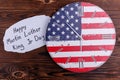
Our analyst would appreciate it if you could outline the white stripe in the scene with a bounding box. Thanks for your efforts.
[82,29,115,34]
[58,62,105,68]
[46,39,115,46]
[82,17,112,23]
[49,51,112,58]
[84,6,104,12]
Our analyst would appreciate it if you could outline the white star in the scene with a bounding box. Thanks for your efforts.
[57,12,60,15]
[66,11,69,15]
[75,3,79,7]
[57,20,60,23]
[61,15,65,19]
[70,7,74,11]
[75,11,78,15]
[66,27,70,31]
[52,16,55,19]
[52,23,55,27]
[71,31,74,34]
[75,35,78,38]
[71,23,74,26]
[61,8,64,11]
[75,19,79,23]
[66,4,69,7]
[75,27,79,30]
[48,28,51,31]
[66,35,70,39]
[61,31,65,35]
[66,19,69,23]
[48,35,51,40]
[61,23,65,27]
[57,28,60,31]
[52,31,56,35]
[71,15,74,19]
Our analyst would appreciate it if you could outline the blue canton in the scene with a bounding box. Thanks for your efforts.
[46,2,81,41]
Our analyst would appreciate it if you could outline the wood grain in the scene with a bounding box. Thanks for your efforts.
[0,0,120,80]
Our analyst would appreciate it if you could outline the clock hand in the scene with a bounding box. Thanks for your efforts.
[66,22,84,40]
[64,8,83,40]
[80,38,82,51]
[79,36,82,52]
[66,22,83,51]
[77,6,84,51]
[65,7,84,51]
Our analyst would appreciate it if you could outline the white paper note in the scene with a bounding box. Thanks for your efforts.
[3,15,50,53]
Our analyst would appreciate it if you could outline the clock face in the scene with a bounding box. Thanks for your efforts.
[46,2,116,73]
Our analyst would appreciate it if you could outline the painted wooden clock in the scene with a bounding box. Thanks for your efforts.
[46,2,116,73]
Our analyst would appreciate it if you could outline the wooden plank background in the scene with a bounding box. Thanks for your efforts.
[0,0,120,80]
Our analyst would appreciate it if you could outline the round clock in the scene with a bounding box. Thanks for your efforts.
[46,2,116,73]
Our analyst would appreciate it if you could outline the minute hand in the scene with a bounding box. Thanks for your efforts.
[66,22,84,40]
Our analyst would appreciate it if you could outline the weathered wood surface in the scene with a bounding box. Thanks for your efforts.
[0,0,120,80]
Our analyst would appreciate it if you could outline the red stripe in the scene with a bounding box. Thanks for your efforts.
[82,23,114,29]
[53,56,109,63]
[66,67,96,73]
[81,2,95,6]
[83,34,115,40]
[83,12,108,18]
[47,45,114,52]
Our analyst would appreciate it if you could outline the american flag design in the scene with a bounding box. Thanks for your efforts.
[46,2,116,73]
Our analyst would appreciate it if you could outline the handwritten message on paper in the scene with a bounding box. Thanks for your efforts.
[3,15,50,53]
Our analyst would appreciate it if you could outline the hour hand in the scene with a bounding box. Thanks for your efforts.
[66,22,84,40]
